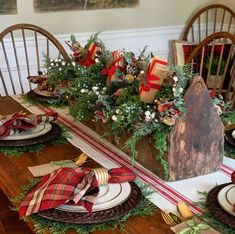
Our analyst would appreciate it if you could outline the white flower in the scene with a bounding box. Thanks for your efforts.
[50,62,54,66]
[55,58,58,62]
[111,115,117,121]
[92,86,98,91]
[116,109,120,114]
[179,88,184,93]
[72,62,76,67]
[58,58,62,62]
[145,116,151,122]
[95,91,99,95]
[59,68,62,71]
[150,113,156,119]
[173,76,178,82]
[145,110,151,116]
[61,61,66,66]
[103,87,107,91]
[56,63,59,66]
[95,58,100,63]
[81,89,85,93]
[50,58,53,62]
[172,87,176,92]
[140,70,145,75]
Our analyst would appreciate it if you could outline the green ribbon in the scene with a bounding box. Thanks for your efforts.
[178,219,210,234]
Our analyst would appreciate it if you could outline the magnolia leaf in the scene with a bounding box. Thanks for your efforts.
[186,219,196,227]
[70,34,76,43]
[124,52,133,64]
[178,227,192,234]
[197,223,210,229]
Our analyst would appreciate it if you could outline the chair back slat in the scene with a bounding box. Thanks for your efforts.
[10,31,24,94]
[191,25,195,42]
[199,45,205,75]
[0,69,8,96]
[1,40,16,94]
[206,10,209,37]
[220,9,226,32]
[198,16,201,42]
[22,29,32,89]
[219,45,233,93]
[0,23,68,96]
[213,8,217,34]
[34,30,40,73]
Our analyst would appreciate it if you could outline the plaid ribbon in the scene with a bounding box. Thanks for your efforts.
[0,112,58,138]
[19,167,136,218]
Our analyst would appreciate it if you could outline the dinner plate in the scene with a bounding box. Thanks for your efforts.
[1,123,52,140]
[57,182,131,213]
[217,184,235,216]
[33,87,55,97]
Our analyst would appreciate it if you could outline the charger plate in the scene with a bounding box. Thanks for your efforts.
[1,123,52,140]
[206,183,235,228]
[27,90,57,102]
[0,122,61,147]
[58,182,131,213]
[38,182,142,224]
[217,184,235,216]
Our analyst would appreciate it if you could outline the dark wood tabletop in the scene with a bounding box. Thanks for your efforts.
[0,96,173,234]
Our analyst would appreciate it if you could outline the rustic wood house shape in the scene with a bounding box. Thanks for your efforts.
[167,76,224,181]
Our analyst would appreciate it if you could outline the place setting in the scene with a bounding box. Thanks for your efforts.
[26,73,58,103]
[0,111,61,147]
[19,163,143,225]
[206,172,235,229]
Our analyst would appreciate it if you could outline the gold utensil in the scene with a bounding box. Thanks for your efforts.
[160,211,177,226]
[74,152,88,166]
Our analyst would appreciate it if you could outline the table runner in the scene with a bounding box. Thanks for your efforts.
[12,95,235,215]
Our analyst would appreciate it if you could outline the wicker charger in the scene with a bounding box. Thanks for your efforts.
[38,182,142,224]
[27,90,57,102]
[0,123,61,147]
[224,129,235,147]
[206,183,235,229]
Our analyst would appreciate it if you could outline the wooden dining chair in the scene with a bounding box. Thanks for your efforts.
[182,4,235,43]
[185,31,235,105]
[0,23,69,96]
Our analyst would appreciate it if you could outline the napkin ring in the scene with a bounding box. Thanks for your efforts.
[93,168,109,185]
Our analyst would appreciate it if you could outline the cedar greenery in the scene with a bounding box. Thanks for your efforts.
[0,128,68,157]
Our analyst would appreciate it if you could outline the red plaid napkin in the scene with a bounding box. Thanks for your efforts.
[19,167,136,218]
[0,112,58,138]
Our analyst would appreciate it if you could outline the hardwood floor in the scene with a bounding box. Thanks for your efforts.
[0,190,31,234]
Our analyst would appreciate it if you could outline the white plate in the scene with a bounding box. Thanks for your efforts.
[34,87,55,97]
[1,123,52,140]
[217,184,235,216]
[232,130,235,140]
[57,182,131,213]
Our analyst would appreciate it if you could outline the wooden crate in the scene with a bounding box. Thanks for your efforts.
[83,77,224,181]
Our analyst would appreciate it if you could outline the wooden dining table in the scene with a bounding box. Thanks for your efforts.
[0,96,174,234]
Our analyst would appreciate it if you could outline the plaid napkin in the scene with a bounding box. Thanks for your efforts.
[19,167,136,218]
[0,112,57,138]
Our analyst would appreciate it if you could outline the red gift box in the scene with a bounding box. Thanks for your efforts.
[139,57,169,103]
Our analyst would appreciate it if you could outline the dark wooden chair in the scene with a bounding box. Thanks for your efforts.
[0,23,68,96]
[182,4,235,43]
[185,32,235,105]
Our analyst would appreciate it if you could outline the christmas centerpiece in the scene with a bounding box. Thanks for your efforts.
[40,33,224,181]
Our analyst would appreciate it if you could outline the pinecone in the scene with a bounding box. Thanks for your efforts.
[126,63,137,75]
